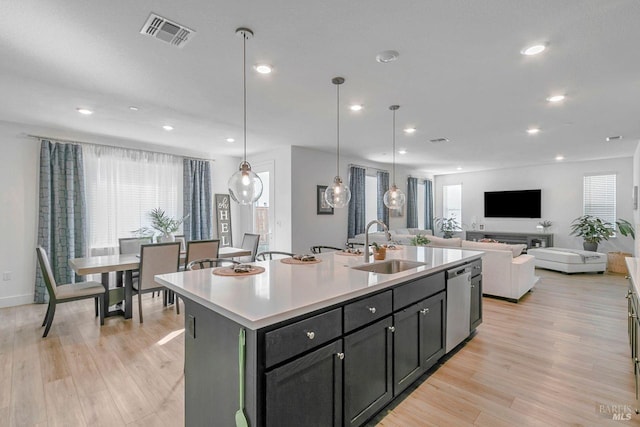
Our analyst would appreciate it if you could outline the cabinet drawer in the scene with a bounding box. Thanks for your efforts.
[265,308,342,368]
[394,272,445,310]
[470,259,482,277]
[344,290,392,333]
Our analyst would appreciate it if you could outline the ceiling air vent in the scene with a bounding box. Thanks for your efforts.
[605,135,623,142]
[429,137,450,143]
[140,13,195,48]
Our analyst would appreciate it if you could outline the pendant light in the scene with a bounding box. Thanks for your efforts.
[324,77,352,209]
[228,27,264,205]
[383,105,406,210]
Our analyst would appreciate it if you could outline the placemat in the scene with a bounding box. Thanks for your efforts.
[281,258,322,265]
[212,266,266,276]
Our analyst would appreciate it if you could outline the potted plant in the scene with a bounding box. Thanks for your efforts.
[434,215,462,238]
[569,215,614,252]
[371,242,386,260]
[410,234,431,246]
[608,218,635,274]
[537,220,552,233]
[135,208,188,242]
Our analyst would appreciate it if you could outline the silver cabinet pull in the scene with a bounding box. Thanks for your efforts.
[420,308,429,315]
[388,326,395,332]
[630,313,637,319]
[368,307,377,314]
[337,352,345,360]
[471,284,475,288]
[306,331,315,339]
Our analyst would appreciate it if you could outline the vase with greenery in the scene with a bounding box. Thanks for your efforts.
[135,208,188,242]
[434,215,462,238]
[538,220,552,233]
[410,234,431,246]
[569,215,614,251]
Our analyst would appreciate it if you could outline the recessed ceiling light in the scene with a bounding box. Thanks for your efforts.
[375,50,399,63]
[162,125,174,131]
[129,106,139,111]
[555,155,564,161]
[456,167,463,171]
[226,137,235,143]
[521,44,547,56]
[398,149,407,155]
[76,108,93,115]
[254,64,272,74]
[527,127,540,135]
[349,104,363,112]
[404,127,416,134]
[546,94,566,103]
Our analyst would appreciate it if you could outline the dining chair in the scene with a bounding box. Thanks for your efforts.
[174,234,186,252]
[255,251,294,261]
[134,242,181,323]
[310,245,343,254]
[35,247,106,338]
[118,236,153,291]
[186,258,241,270]
[240,233,261,262]
[185,239,220,270]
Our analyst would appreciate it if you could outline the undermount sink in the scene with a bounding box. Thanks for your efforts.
[352,259,427,274]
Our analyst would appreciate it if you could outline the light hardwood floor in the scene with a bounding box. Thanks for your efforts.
[1,270,638,426]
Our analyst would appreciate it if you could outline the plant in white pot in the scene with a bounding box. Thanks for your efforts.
[569,215,614,252]
[434,215,462,239]
[135,208,188,242]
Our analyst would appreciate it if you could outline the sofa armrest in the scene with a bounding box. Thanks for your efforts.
[511,254,536,300]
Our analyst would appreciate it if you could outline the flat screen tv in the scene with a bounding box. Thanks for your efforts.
[484,189,541,218]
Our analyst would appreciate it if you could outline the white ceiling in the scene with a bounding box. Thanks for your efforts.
[1,0,639,175]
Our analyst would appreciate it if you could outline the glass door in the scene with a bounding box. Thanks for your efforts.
[253,161,274,253]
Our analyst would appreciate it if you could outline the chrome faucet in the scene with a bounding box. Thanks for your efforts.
[364,220,391,263]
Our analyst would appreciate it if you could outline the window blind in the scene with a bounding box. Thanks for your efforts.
[583,174,616,226]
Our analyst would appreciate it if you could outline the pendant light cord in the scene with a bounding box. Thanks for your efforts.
[392,108,396,185]
[242,33,247,164]
[336,83,340,177]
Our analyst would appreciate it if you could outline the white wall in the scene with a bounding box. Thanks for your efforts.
[0,119,241,308]
[434,157,634,254]
[633,142,640,255]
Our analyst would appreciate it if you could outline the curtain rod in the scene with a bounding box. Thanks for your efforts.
[26,134,216,163]
[348,163,389,173]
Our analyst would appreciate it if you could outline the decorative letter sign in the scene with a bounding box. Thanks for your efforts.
[215,194,233,247]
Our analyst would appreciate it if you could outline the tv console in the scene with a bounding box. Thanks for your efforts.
[465,231,553,249]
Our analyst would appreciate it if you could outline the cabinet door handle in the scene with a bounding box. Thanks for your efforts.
[336,352,345,360]
[474,266,481,270]
[631,313,638,319]
[388,326,395,332]
[471,284,475,288]
[420,308,429,315]
[306,331,315,340]
[368,307,377,314]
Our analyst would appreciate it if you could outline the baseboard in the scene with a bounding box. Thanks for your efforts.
[0,293,34,308]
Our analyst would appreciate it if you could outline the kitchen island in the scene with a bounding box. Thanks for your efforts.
[157,246,483,427]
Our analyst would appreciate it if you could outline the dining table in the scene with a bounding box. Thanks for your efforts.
[68,246,253,319]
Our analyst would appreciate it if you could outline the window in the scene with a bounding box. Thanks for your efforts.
[83,145,183,255]
[583,174,616,226]
[365,175,378,225]
[417,181,426,229]
[442,184,462,222]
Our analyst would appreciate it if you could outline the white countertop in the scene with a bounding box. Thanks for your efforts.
[156,246,483,329]
[626,258,639,294]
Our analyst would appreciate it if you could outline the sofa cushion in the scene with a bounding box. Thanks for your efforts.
[407,228,433,235]
[392,228,410,236]
[461,240,527,257]
[425,235,462,247]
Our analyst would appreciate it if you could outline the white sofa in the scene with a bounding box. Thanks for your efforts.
[425,236,538,302]
[348,228,433,246]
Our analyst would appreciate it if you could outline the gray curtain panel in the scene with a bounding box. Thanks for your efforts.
[35,140,87,303]
[183,158,213,241]
[424,179,434,231]
[376,171,389,231]
[348,166,366,238]
[406,177,418,228]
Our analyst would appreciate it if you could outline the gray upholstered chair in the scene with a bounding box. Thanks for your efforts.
[240,233,261,262]
[119,237,153,254]
[36,246,105,338]
[310,245,343,254]
[185,239,220,269]
[174,234,186,252]
[133,242,181,323]
[255,251,294,261]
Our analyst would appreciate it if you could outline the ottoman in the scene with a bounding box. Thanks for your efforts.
[528,247,607,274]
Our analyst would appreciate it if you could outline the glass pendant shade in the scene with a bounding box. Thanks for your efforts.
[383,184,406,210]
[325,176,351,209]
[228,161,263,205]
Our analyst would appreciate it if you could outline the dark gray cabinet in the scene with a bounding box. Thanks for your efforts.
[393,291,446,395]
[344,317,393,427]
[265,339,343,427]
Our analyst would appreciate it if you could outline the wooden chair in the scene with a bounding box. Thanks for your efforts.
[185,239,220,270]
[186,258,241,270]
[310,245,343,254]
[134,242,181,323]
[255,251,294,261]
[35,247,105,338]
[240,233,261,262]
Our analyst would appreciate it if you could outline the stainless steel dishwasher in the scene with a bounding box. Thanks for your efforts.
[446,265,472,353]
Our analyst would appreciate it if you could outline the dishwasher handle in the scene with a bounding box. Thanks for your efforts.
[447,266,472,279]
